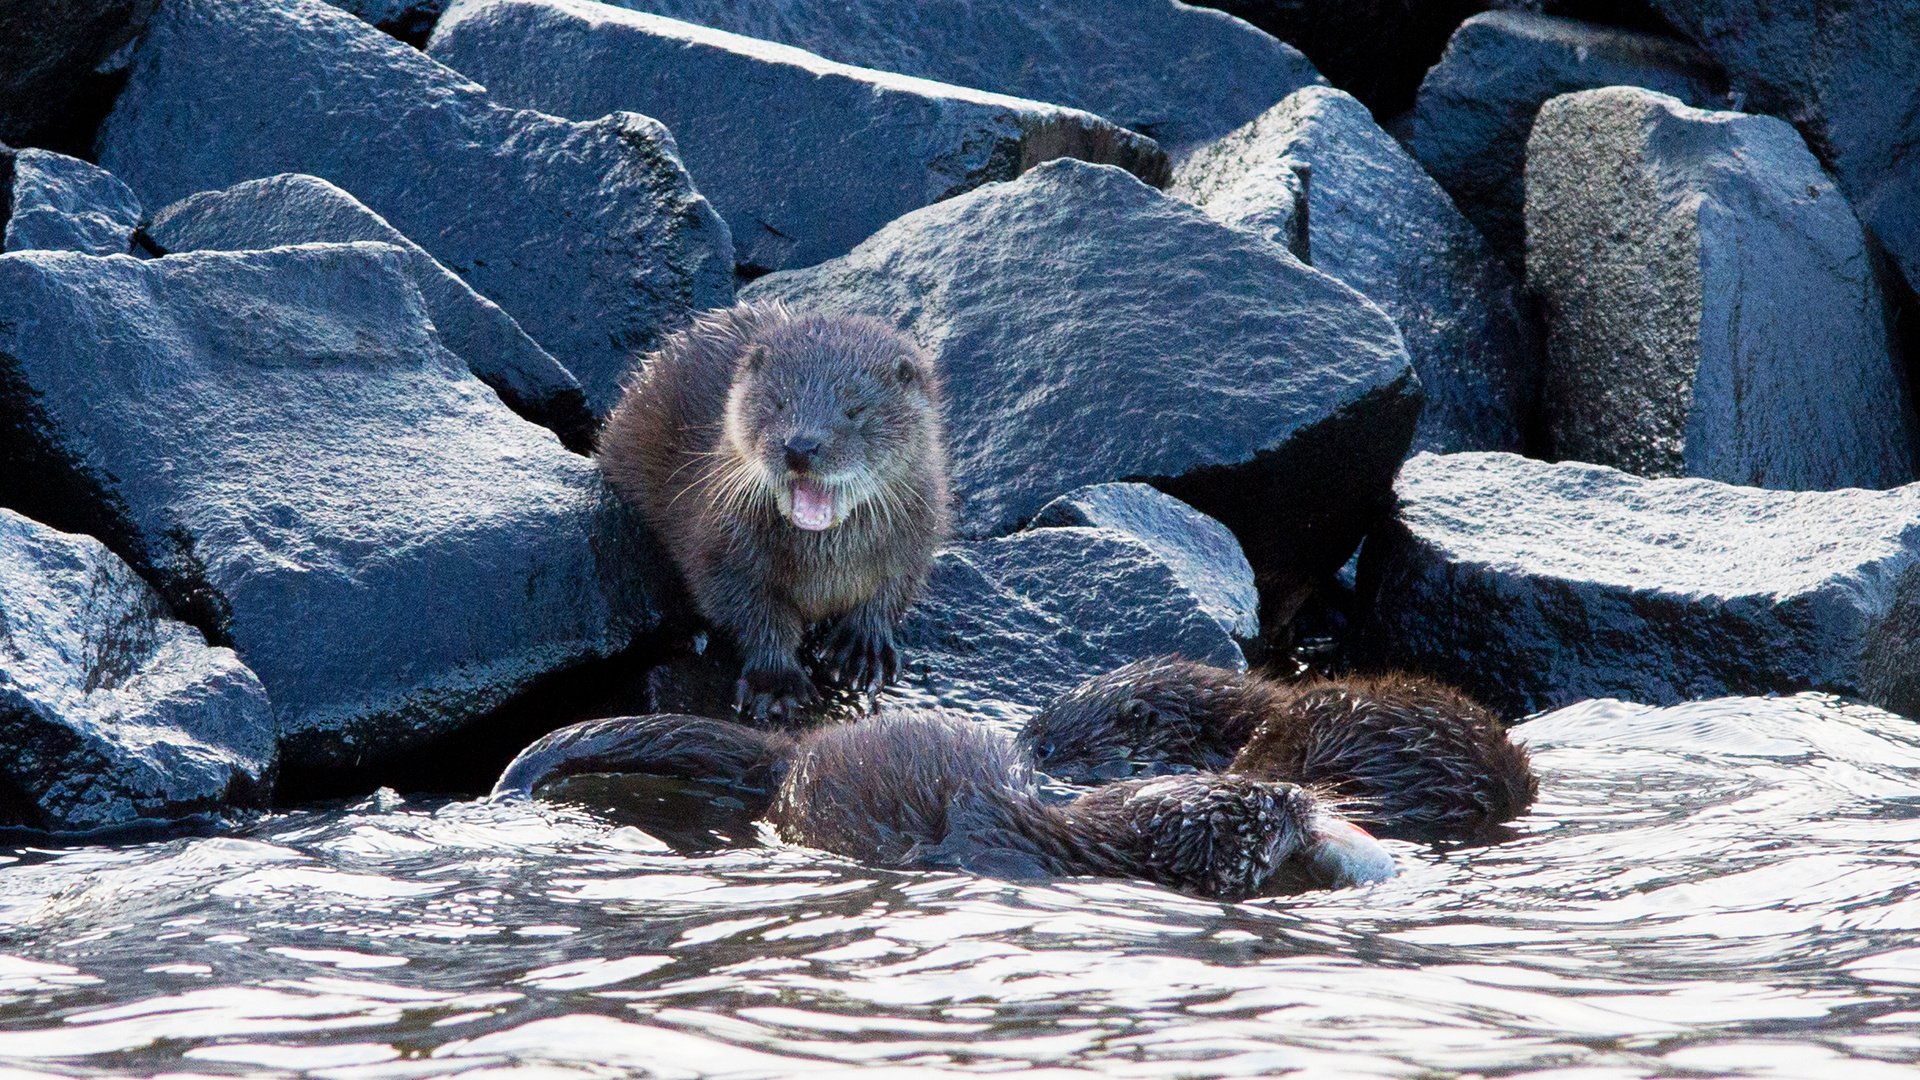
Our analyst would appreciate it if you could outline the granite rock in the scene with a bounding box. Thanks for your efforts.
[1,146,142,256]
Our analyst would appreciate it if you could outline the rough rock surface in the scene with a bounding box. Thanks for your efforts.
[0,509,275,833]
[1528,87,1913,491]
[322,0,442,41]
[0,244,663,769]
[1361,452,1920,719]
[1032,483,1259,649]
[1,146,142,256]
[147,173,593,449]
[744,159,1420,622]
[1646,0,1920,292]
[0,0,157,144]
[608,0,1323,153]
[1402,11,1725,263]
[429,0,1170,277]
[96,0,735,416]
[647,518,1247,726]
[1174,87,1535,455]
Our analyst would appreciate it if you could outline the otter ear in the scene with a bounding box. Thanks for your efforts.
[895,358,916,386]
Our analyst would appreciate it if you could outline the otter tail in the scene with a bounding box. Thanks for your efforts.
[491,714,787,801]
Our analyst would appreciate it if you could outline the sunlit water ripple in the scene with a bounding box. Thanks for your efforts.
[0,693,1917,1077]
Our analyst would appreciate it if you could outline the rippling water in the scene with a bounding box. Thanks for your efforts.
[2,694,1919,1077]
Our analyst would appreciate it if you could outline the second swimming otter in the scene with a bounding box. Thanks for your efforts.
[597,303,950,720]
[493,708,1396,900]
[1019,658,1536,837]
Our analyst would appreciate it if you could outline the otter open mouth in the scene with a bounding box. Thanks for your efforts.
[789,477,836,531]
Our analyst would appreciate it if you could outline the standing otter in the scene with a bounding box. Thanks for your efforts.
[598,303,950,720]
[1019,658,1535,837]
[493,709,1396,900]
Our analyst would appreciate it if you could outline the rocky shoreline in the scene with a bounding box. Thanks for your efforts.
[2,0,1915,831]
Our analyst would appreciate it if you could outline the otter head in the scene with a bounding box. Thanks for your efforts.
[722,312,942,532]
[1021,658,1232,782]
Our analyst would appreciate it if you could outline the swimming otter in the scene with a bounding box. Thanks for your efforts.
[1019,658,1535,837]
[493,709,1396,899]
[597,303,950,721]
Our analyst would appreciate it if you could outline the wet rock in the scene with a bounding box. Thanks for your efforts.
[648,519,1246,725]
[147,173,593,450]
[0,243,664,769]
[744,159,1420,623]
[95,0,735,416]
[1032,483,1259,649]
[1401,10,1725,263]
[1646,0,1920,293]
[1361,452,1920,719]
[0,146,142,256]
[608,0,1323,153]
[0,508,275,833]
[428,0,1169,277]
[1174,87,1535,454]
[1528,87,1914,491]
[0,0,157,145]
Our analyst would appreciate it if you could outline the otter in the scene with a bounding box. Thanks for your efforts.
[597,303,950,721]
[492,708,1397,900]
[1018,658,1535,838]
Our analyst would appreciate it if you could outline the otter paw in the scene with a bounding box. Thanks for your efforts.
[825,623,900,697]
[734,663,820,724]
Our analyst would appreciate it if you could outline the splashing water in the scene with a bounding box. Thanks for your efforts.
[0,693,1917,1077]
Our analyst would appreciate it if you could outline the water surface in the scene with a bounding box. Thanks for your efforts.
[1,693,1918,1077]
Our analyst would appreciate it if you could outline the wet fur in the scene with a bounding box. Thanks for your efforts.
[1021,658,1536,837]
[597,302,950,717]
[494,709,1339,901]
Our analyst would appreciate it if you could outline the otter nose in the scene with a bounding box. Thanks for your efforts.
[783,435,822,473]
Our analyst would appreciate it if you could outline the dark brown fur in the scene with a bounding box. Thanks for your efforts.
[493,709,1391,900]
[1020,658,1537,837]
[597,302,951,720]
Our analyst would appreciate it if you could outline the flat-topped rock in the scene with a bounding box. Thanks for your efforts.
[0,509,275,832]
[610,0,1323,153]
[1361,452,1920,718]
[1528,87,1914,490]
[1032,483,1259,649]
[0,244,665,769]
[148,173,593,449]
[744,159,1420,624]
[1647,0,1920,293]
[1402,10,1725,263]
[96,0,734,416]
[429,0,1168,276]
[1174,87,1536,454]
[2,146,141,255]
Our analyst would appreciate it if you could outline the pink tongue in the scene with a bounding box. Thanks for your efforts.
[790,479,835,531]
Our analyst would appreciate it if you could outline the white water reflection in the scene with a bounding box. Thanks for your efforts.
[0,693,1914,1077]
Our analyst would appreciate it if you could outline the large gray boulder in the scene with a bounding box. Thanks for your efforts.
[1174,87,1536,455]
[609,0,1323,154]
[429,0,1169,277]
[95,0,735,416]
[1528,87,1914,491]
[1361,452,1920,719]
[647,515,1247,725]
[1401,11,1725,263]
[0,0,156,144]
[0,244,664,769]
[1,146,141,256]
[0,509,275,832]
[744,159,1420,623]
[1646,0,1920,293]
[147,174,593,449]
[1032,483,1259,650]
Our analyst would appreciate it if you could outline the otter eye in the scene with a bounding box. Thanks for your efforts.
[895,360,915,385]
[1037,741,1055,760]
[844,404,866,420]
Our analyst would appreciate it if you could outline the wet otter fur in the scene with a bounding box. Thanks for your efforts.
[1019,658,1535,838]
[493,709,1396,900]
[597,302,950,721]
